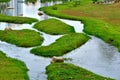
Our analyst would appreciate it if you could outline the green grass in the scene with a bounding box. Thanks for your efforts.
[0,51,29,80]
[46,63,114,80]
[83,18,120,51]
[0,0,10,2]
[0,14,38,24]
[33,18,75,35]
[30,33,90,57]
[0,29,44,47]
[40,0,69,3]
[40,0,120,51]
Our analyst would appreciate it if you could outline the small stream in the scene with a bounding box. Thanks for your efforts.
[64,36,120,80]
[0,41,50,80]
[0,0,120,80]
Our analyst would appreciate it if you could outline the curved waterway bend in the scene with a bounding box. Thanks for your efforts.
[64,36,120,80]
[0,1,84,80]
[0,0,120,80]
[0,42,50,80]
[51,17,120,80]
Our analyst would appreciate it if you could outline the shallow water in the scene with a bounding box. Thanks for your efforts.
[0,41,50,80]
[64,36,120,80]
[0,0,120,80]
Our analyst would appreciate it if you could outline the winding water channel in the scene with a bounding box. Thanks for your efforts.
[0,0,120,80]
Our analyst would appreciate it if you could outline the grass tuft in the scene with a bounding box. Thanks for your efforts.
[33,18,75,35]
[31,33,90,57]
[0,14,38,24]
[46,63,114,80]
[0,29,44,47]
[0,51,29,80]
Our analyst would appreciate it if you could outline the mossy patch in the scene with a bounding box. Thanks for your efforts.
[0,14,38,24]
[0,29,44,47]
[0,51,29,80]
[30,33,90,57]
[33,18,75,35]
[46,63,114,80]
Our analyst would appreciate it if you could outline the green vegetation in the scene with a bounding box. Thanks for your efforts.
[83,18,120,51]
[0,14,38,24]
[40,0,69,3]
[25,0,37,4]
[40,0,120,51]
[33,18,75,35]
[92,0,99,3]
[31,33,90,57]
[0,29,44,47]
[0,51,29,80]
[46,63,114,80]
[0,0,10,2]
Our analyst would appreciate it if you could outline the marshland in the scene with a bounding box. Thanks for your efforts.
[0,0,120,80]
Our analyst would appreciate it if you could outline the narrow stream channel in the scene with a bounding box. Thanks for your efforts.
[64,36,120,80]
[0,41,50,80]
[0,0,120,80]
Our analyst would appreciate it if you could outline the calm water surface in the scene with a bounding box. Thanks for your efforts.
[0,0,120,80]
[64,36,120,80]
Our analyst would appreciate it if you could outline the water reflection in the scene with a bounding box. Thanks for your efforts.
[0,0,69,19]
[0,0,23,16]
[64,36,120,80]
[0,0,120,80]
[40,0,69,7]
[0,0,23,29]
[0,0,65,30]
[0,41,50,80]
[0,0,70,16]
[98,41,116,64]
[24,0,70,6]
[0,3,6,14]
[6,0,23,16]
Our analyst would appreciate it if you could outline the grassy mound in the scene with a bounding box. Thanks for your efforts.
[0,14,38,24]
[33,18,75,35]
[0,29,44,47]
[46,63,114,80]
[30,33,90,57]
[0,51,29,80]
[40,0,120,51]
